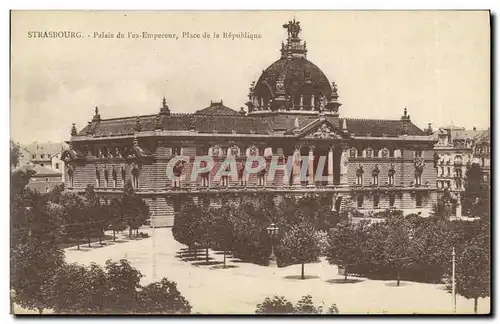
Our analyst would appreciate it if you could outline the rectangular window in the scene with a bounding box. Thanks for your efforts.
[416,193,423,208]
[373,195,380,208]
[372,174,378,186]
[55,163,59,170]
[32,154,36,159]
[415,150,422,158]
[356,175,363,185]
[357,195,364,208]
[221,175,229,187]
[388,173,395,185]
[389,194,395,207]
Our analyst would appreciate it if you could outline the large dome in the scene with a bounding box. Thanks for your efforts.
[246,19,341,116]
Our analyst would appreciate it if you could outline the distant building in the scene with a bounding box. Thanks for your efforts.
[18,165,63,193]
[20,142,66,182]
[472,128,490,185]
[433,125,489,217]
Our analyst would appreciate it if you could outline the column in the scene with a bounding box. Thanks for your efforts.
[456,193,462,218]
[308,146,314,186]
[292,146,301,186]
[300,95,304,110]
[340,148,349,186]
[327,146,334,185]
[311,94,315,110]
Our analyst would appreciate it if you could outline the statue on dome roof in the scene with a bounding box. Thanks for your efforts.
[283,19,301,38]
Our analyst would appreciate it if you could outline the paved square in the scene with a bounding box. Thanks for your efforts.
[65,228,490,314]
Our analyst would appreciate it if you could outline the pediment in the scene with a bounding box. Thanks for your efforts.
[300,120,342,139]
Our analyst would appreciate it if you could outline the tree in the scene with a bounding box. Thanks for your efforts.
[454,234,490,313]
[10,176,65,314]
[137,278,192,314]
[121,181,150,238]
[255,295,340,314]
[107,198,127,241]
[172,198,204,255]
[44,262,108,314]
[193,206,216,263]
[210,204,236,268]
[82,185,106,247]
[276,218,320,279]
[462,163,490,219]
[378,216,413,286]
[10,140,21,168]
[294,295,322,314]
[255,296,294,314]
[59,191,87,249]
[104,259,144,314]
[327,220,370,281]
[229,201,271,265]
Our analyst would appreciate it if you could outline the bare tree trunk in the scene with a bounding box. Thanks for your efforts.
[38,307,43,314]
[474,297,478,314]
[128,227,132,239]
[113,230,116,242]
[344,267,348,282]
[301,263,305,280]
[223,249,227,268]
[206,247,209,263]
[77,243,80,250]
[88,234,91,248]
[396,271,401,287]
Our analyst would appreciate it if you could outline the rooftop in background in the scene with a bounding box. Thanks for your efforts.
[194,101,239,116]
[21,142,67,161]
[16,164,62,177]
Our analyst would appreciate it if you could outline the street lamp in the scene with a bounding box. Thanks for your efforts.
[266,222,279,267]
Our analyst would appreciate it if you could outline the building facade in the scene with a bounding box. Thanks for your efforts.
[433,125,489,217]
[62,20,438,227]
[21,142,66,182]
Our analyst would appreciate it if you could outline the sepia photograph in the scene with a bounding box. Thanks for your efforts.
[9,10,491,315]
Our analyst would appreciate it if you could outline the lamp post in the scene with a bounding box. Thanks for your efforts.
[266,222,279,267]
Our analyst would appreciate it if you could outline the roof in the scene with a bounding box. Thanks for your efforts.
[22,142,65,156]
[195,101,239,116]
[17,164,61,177]
[254,57,333,100]
[78,113,273,136]
[76,112,427,138]
[342,118,425,137]
[452,129,486,141]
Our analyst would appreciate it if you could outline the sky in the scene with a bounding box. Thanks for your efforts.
[10,10,490,145]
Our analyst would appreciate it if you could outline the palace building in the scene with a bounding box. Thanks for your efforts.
[62,20,438,227]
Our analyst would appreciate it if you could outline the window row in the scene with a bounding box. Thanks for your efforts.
[349,148,423,159]
[93,165,140,189]
[356,192,424,208]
